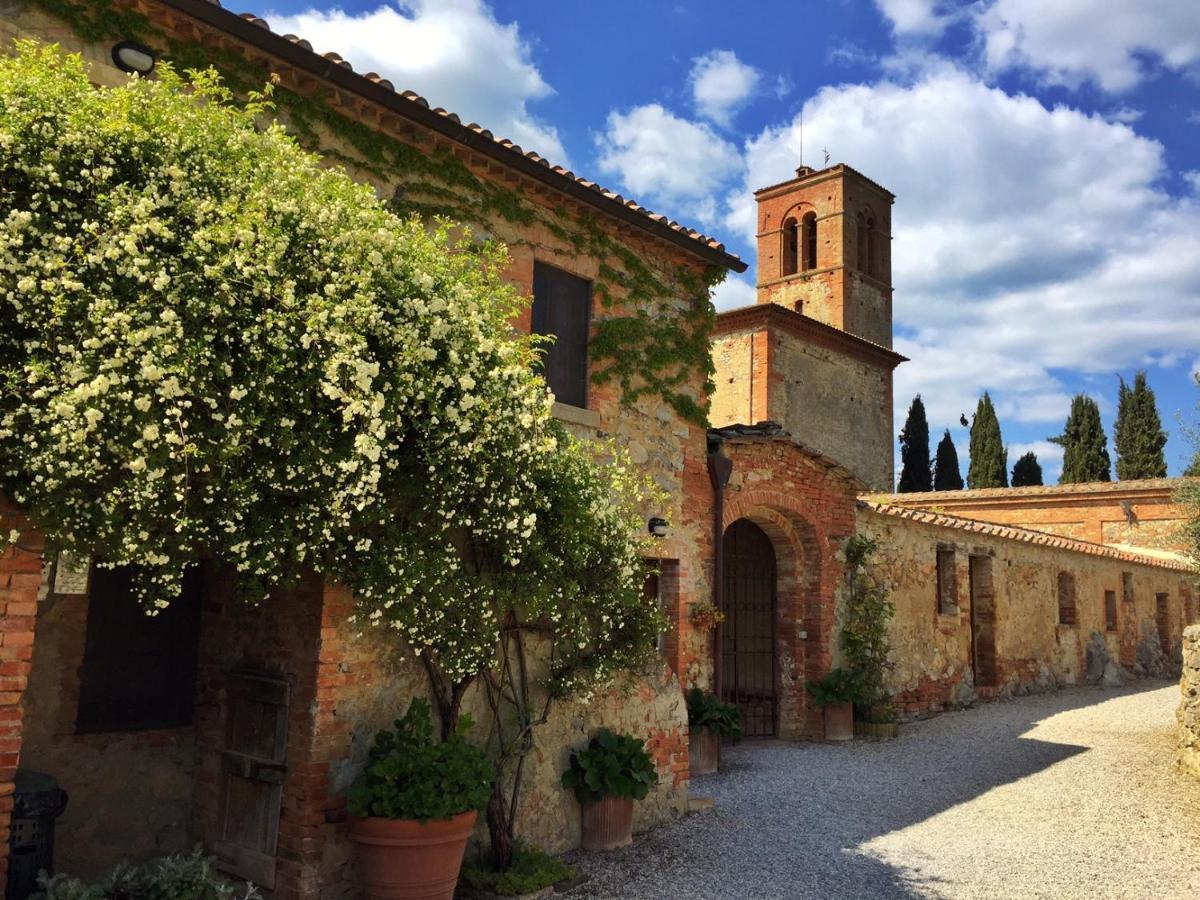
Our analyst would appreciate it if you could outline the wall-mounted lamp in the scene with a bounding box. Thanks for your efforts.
[112,41,157,76]
[648,517,670,539]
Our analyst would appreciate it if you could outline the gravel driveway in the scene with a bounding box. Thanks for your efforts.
[569,683,1200,900]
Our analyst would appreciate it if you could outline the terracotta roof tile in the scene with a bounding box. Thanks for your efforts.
[859,499,1195,573]
[172,2,743,267]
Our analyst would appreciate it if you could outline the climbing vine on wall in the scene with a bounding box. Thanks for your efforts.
[29,0,724,424]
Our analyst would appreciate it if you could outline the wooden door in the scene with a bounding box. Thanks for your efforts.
[214,671,289,889]
[721,519,778,738]
[969,555,998,688]
[1156,593,1171,655]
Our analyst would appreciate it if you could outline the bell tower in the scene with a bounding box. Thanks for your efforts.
[754,164,894,348]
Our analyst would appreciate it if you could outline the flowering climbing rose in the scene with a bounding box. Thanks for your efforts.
[0,43,661,683]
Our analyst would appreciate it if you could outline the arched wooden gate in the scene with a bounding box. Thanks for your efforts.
[720,519,778,737]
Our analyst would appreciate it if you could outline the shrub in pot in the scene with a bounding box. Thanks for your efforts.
[806,667,859,742]
[347,699,494,900]
[561,728,657,851]
[685,688,742,775]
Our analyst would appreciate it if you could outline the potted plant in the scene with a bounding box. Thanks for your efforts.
[561,728,657,851]
[347,699,494,900]
[806,667,859,742]
[685,688,742,775]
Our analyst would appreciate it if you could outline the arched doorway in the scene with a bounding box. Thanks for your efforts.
[721,519,778,737]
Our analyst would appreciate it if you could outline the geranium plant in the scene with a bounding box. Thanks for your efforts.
[561,728,658,804]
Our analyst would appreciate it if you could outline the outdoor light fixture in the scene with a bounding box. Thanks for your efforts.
[648,517,670,539]
[111,41,156,76]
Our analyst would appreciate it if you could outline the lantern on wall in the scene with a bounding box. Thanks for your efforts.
[111,41,157,76]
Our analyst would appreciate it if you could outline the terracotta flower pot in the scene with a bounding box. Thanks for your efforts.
[689,725,720,776]
[348,809,477,900]
[823,701,854,742]
[579,795,634,851]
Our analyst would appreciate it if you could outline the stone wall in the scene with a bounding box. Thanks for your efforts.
[1179,626,1200,779]
[859,504,1195,719]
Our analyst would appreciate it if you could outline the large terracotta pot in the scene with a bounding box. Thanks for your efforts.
[348,809,477,900]
[823,702,854,742]
[579,795,634,851]
[689,725,720,775]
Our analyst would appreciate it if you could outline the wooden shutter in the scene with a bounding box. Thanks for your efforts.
[214,670,289,890]
[531,262,591,409]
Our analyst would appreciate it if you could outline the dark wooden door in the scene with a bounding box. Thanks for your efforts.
[969,555,997,688]
[721,519,778,737]
[1156,593,1171,654]
[214,671,289,889]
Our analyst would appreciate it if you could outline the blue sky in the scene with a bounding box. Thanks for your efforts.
[258,0,1200,482]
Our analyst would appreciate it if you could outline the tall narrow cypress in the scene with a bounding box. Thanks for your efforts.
[1051,394,1111,483]
[933,430,964,491]
[1113,371,1168,480]
[898,395,932,493]
[1011,451,1043,487]
[967,393,1008,489]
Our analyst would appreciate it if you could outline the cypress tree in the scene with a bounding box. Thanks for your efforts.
[1051,394,1111,483]
[1011,451,1043,487]
[1186,453,1200,477]
[897,395,932,493]
[1113,371,1167,480]
[933,429,964,490]
[967,392,1008,488]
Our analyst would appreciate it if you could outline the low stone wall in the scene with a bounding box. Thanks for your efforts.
[1179,626,1200,778]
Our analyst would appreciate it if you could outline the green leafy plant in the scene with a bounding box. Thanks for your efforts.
[841,536,896,721]
[561,728,657,804]
[805,667,860,708]
[461,845,576,897]
[36,848,260,900]
[346,699,494,821]
[685,688,742,741]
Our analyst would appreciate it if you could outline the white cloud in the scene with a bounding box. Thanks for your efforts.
[728,66,1200,455]
[595,104,743,224]
[689,50,762,127]
[711,276,756,312]
[264,0,568,165]
[1108,107,1143,124]
[976,0,1200,92]
[874,0,952,37]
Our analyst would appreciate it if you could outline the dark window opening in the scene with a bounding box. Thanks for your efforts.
[76,564,204,733]
[1156,592,1171,654]
[936,546,957,615]
[856,212,868,272]
[1105,589,1118,632]
[531,262,591,410]
[866,217,878,278]
[1121,571,1133,604]
[801,212,817,271]
[781,217,798,276]
[1057,571,1077,626]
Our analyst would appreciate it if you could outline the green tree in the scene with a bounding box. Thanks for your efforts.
[1051,394,1112,483]
[933,430,964,490]
[1185,453,1200,477]
[1113,371,1168,480]
[967,393,1008,488]
[897,395,932,493]
[1010,451,1043,486]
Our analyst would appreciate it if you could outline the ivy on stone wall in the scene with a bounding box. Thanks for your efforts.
[29,0,721,425]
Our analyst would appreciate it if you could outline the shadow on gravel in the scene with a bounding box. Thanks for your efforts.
[568,685,1172,899]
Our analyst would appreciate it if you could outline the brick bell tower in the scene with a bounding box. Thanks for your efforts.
[754,164,894,348]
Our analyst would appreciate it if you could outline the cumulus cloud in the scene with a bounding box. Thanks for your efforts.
[874,0,953,37]
[726,65,1200,442]
[595,104,743,225]
[265,0,568,164]
[975,0,1200,92]
[711,276,756,312]
[689,50,762,127]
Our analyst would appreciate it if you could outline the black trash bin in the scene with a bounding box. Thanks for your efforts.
[7,770,68,900]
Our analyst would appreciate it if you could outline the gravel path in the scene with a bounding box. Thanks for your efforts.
[568,683,1200,899]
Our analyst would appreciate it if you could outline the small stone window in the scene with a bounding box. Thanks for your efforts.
[801,212,817,271]
[936,545,957,615]
[1104,589,1118,632]
[1121,571,1134,604]
[781,217,799,276]
[1057,571,1077,626]
[531,262,591,410]
[646,559,680,658]
[76,564,204,733]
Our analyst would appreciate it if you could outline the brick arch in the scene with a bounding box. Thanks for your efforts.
[723,489,833,739]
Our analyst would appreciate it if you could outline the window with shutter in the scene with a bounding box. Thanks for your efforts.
[531,262,591,409]
[76,564,204,733]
